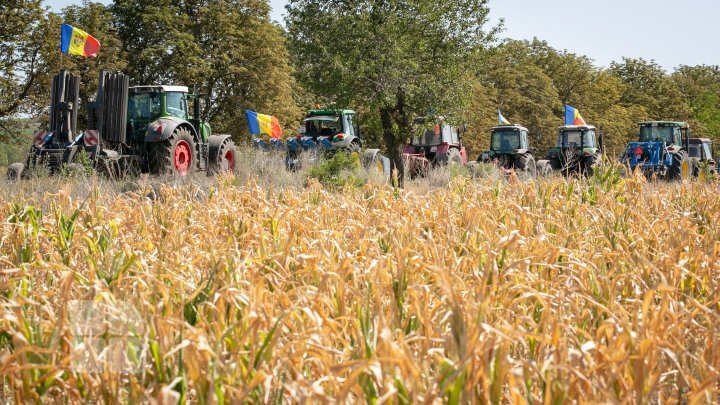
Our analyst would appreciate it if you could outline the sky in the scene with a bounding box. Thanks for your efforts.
[46,0,719,71]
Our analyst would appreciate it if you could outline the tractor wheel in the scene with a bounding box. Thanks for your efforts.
[148,127,197,177]
[347,141,362,164]
[668,150,692,181]
[581,153,600,177]
[363,150,390,181]
[536,160,552,177]
[209,138,238,175]
[7,163,28,181]
[515,153,537,178]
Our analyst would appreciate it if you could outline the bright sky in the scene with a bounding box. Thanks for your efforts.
[46,0,719,71]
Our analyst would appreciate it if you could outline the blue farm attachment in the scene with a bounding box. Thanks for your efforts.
[622,141,674,176]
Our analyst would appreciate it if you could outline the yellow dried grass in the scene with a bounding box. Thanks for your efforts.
[0,172,718,403]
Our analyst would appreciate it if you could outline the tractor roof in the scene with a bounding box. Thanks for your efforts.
[491,124,528,132]
[559,125,596,131]
[307,109,355,116]
[689,137,712,144]
[130,85,190,93]
[639,121,688,127]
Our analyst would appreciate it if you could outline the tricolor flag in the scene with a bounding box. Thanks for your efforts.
[61,23,101,58]
[498,109,511,125]
[564,105,587,126]
[246,110,282,139]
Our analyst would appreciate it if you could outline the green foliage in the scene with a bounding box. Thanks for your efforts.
[305,152,364,189]
[112,0,302,137]
[0,0,51,121]
[58,1,127,124]
[286,0,499,173]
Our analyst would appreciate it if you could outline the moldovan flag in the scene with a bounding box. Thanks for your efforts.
[564,105,587,126]
[246,110,282,139]
[498,109,511,125]
[61,23,101,58]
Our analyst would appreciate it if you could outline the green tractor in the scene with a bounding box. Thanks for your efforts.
[537,125,603,177]
[477,124,536,177]
[8,70,237,180]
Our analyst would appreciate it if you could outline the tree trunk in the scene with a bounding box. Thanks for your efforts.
[380,107,404,186]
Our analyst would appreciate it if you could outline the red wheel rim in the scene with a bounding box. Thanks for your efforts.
[174,140,192,176]
[224,149,235,172]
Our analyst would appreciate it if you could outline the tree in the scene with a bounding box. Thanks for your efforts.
[112,0,301,136]
[467,40,561,152]
[0,0,47,138]
[672,65,720,144]
[59,1,127,108]
[609,58,690,121]
[286,0,498,180]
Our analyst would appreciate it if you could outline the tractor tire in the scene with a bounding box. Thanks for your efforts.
[581,153,600,177]
[208,137,238,175]
[7,163,28,181]
[363,149,391,181]
[148,127,197,177]
[515,154,537,178]
[536,160,551,177]
[668,150,692,181]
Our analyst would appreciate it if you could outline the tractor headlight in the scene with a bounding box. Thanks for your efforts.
[430,146,437,153]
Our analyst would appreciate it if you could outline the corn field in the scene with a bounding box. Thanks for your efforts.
[0,166,719,403]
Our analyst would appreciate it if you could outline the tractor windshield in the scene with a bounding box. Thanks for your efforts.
[688,142,712,159]
[166,92,189,119]
[688,143,702,158]
[491,131,521,151]
[559,130,595,149]
[304,116,342,137]
[640,125,681,145]
[128,92,161,121]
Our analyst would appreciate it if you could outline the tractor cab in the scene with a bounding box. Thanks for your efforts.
[688,138,716,176]
[550,125,599,156]
[638,121,687,147]
[127,86,210,144]
[297,109,360,151]
[481,125,529,161]
[688,138,713,161]
[476,124,536,177]
[406,118,463,155]
[402,117,467,177]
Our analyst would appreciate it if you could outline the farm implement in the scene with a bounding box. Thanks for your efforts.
[8,70,237,180]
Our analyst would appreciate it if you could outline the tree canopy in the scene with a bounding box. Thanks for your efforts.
[286,0,498,175]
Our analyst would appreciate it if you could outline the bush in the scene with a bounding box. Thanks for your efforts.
[305,151,365,189]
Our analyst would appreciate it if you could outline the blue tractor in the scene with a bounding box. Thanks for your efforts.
[621,121,693,181]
